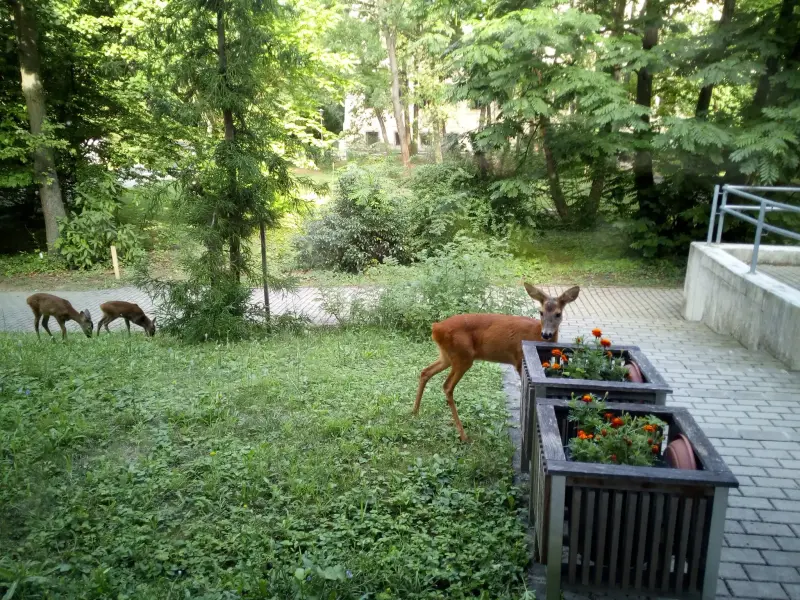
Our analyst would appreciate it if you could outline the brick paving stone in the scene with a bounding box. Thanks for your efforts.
[742,521,795,536]
[742,565,800,583]
[722,548,767,564]
[726,534,781,550]
[758,511,800,525]
[762,551,800,567]
[728,581,788,599]
[719,562,749,579]
[729,496,775,509]
[783,584,800,600]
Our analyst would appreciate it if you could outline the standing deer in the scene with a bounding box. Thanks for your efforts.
[96,301,156,337]
[414,283,580,441]
[26,293,93,340]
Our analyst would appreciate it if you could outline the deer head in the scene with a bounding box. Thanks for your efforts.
[146,317,156,337]
[524,283,580,340]
[79,309,93,338]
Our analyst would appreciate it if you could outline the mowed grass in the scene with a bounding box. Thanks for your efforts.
[0,329,530,599]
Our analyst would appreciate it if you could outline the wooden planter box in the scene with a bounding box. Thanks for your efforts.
[530,400,738,600]
[520,340,672,473]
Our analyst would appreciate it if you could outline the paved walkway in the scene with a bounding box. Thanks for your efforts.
[2,284,800,599]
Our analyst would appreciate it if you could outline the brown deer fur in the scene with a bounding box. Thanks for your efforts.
[26,293,93,340]
[96,301,156,337]
[414,283,580,441]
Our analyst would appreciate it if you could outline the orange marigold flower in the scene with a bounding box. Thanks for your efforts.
[575,337,584,344]
[643,424,656,433]
[652,444,660,454]
[542,362,551,368]
[552,349,562,357]
[582,394,592,403]
[592,328,602,338]
[611,417,624,428]
[588,434,594,439]
[606,351,613,358]
[601,428,608,436]
[600,338,612,348]
[604,412,613,420]
[551,363,562,370]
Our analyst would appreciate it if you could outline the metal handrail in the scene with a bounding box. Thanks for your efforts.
[707,184,800,274]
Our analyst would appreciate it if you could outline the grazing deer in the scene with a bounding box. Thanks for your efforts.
[96,301,156,337]
[414,283,580,441]
[26,293,93,340]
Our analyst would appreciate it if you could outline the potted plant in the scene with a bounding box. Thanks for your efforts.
[529,395,737,600]
[520,328,672,473]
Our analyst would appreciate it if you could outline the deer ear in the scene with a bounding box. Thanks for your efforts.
[558,286,580,306]
[524,283,548,304]
[83,309,92,320]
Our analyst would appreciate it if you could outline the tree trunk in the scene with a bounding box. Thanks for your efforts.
[10,0,66,253]
[384,27,410,168]
[376,110,390,147]
[217,6,242,281]
[539,117,570,221]
[748,0,797,118]
[695,0,736,119]
[412,103,420,151]
[432,116,443,164]
[634,0,660,223]
[260,221,270,325]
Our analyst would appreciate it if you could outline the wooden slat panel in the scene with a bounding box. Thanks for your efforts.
[582,490,596,586]
[648,493,665,591]
[689,498,708,592]
[621,492,638,590]
[675,498,694,592]
[594,491,609,587]
[608,491,624,587]
[569,488,581,583]
[634,492,650,590]
[661,495,679,591]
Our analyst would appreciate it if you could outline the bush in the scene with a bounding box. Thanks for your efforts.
[56,168,144,269]
[295,165,413,272]
[322,236,537,339]
[406,161,491,253]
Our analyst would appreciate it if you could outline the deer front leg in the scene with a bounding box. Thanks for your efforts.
[33,312,41,340]
[56,317,68,340]
[41,315,54,339]
[124,318,131,336]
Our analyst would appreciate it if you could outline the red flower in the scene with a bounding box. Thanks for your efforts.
[601,429,608,436]
[600,338,612,348]
[611,417,624,428]
[582,394,592,403]
[606,351,613,358]
[592,328,602,338]
[552,349,562,357]
[610,454,617,462]
[648,438,654,445]
[604,412,613,420]
[652,444,660,454]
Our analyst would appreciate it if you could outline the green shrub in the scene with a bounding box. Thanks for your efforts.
[56,168,144,269]
[322,236,537,339]
[295,165,413,273]
[406,161,491,253]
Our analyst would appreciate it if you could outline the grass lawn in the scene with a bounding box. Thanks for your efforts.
[0,329,530,599]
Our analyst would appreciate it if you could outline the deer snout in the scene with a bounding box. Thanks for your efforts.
[541,331,554,341]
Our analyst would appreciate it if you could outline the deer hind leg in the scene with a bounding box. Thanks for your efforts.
[124,318,131,335]
[413,351,451,415]
[41,315,53,339]
[442,357,474,442]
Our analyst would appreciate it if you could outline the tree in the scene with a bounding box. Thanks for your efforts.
[8,0,65,252]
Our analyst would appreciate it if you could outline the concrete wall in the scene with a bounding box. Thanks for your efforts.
[683,242,800,370]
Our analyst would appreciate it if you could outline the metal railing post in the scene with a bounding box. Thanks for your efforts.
[750,200,767,274]
[715,189,728,243]
[707,184,720,243]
